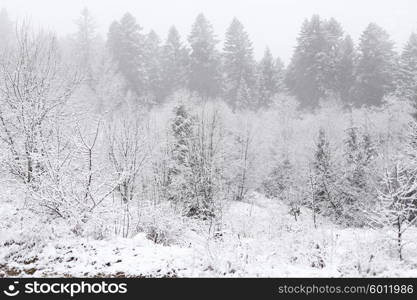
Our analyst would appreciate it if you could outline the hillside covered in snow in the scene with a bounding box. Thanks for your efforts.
[1,192,417,277]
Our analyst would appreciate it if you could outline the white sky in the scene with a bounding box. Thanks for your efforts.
[1,0,416,63]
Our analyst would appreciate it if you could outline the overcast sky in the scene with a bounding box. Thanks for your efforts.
[1,0,416,63]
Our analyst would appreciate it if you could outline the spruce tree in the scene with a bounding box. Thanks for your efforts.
[161,26,189,98]
[73,8,99,86]
[320,18,344,94]
[286,15,344,108]
[0,8,13,51]
[188,14,222,99]
[313,128,340,217]
[340,124,377,226]
[144,30,164,104]
[223,18,256,110]
[354,23,397,106]
[257,47,285,108]
[263,157,293,199]
[169,104,194,207]
[107,13,147,97]
[336,35,356,103]
[396,33,417,110]
[344,126,366,189]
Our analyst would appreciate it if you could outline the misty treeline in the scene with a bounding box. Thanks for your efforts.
[0,8,417,260]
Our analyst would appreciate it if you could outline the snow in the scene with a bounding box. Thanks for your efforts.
[1,192,417,277]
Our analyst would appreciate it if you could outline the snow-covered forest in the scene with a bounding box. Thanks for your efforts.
[1,6,417,277]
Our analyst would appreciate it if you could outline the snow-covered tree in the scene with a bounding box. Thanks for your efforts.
[188,14,222,99]
[0,8,13,51]
[257,48,285,109]
[168,104,195,209]
[168,102,229,219]
[263,157,293,199]
[339,124,376,226]
[377,162,417,260]
[312,128,340,218]
[107,113,148,203]
[161,26,189,98]
[336,35,356,103]
[354,23,397,106]
[73,7,101,86]
[286,15,344,108]
[144,30,164,104]
[223,18,256,110]
[0,24,79,187]
[320,18,345,95]
[107,13,147,98]
[396,33,417,112]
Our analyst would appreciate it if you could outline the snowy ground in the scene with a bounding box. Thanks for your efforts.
[1,192,417,277]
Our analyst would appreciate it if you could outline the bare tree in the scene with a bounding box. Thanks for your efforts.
[233,124,253,202]
[107,112,149,204]
[375,163,417,260]
[0,23,78,187]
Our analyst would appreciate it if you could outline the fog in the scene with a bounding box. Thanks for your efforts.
[2,0,416,62]
[2,0,417,279]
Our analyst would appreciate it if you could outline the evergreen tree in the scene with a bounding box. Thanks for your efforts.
[340,124,377,226]
[0,8,13,51]
[362,130,376,165]
[169,104,219,218]
[144,30,164,104]
[73,8,100,86]
[107,13,147,97]
[263,157,293,199]
[344,126,366,189]
[313,128,340,217]
[161,26,189,98]
[396,33,417,110]
[188,14,222,99]
[257,47,285,108]
[168,104,195,208]
[336,35,356,103]
[354,23,397,106]
[286,15,344,108]
[223,18,256,109]
[274,58,286,93]
[171,105,194,169]
[320,18,344,94]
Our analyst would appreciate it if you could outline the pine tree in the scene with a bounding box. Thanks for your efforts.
[107,13,147,97]
[223,18,256,110]
[257,47,285,108]
[396,33,417,110]
[188,14,222,99]
[161,26,189,98]
[354,23,397,106]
